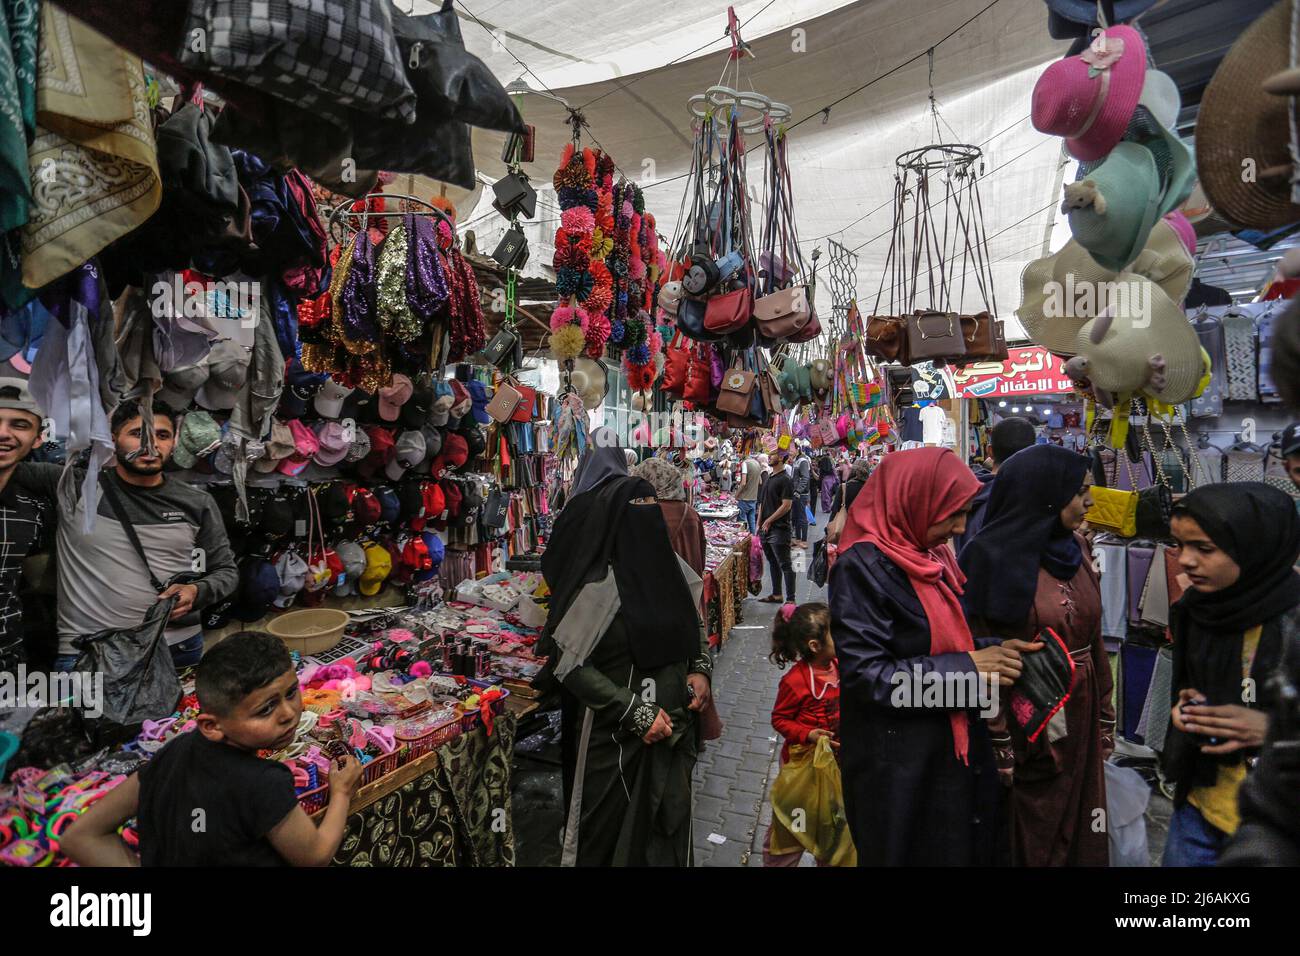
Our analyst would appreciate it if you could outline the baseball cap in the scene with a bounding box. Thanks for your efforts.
[278,419,320,476]
[420,423,444,462]
[345,426,371,464]
[378,373,414,421]
[261,492,296,538]
[194,339,249,411]
[420,480,446,521]
[400,382,434,430]
[333,540,368,597]
[315,378,355,419]
[358,424,396,480]
[429,432,468,478]
[385,429,427,480]
[467,380,491,425]
[373,485,401,525]
[359,542,393,596]
[448,380,472,427]
[414,531,444,583]
[279,359,326,419]
[171,410,222,469]
[233,557,280,623]
[313,421,350,467]
[319,481,352,525]
[0,377,42,418]
[429,381,454,426]
[271,549,308,609]
[401,534,433,576]
[459,421,486,460]
[255,420,296,473]
[1282,422,1300,458]
[440,479,463,519]
[398,480,426,524]
[351,485,382,527]
[156,362,211,410]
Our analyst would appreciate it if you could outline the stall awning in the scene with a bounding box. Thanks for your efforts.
[952,347,1077,398]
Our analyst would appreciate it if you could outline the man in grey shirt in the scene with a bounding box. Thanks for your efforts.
[14,400,237,670]
[736,454,761,534]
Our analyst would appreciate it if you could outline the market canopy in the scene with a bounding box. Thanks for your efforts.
[436,0,1079,340]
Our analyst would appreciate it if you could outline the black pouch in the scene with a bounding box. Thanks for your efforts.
[1006,627,1076,743]
[1135,483,1173,539]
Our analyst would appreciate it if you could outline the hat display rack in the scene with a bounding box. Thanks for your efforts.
[863,48,1005,376]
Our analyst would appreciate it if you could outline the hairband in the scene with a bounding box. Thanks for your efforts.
[780,603,796,623]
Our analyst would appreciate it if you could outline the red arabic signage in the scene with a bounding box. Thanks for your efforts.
[951,346,1077,398]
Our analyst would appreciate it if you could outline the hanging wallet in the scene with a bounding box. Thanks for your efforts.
[1007,627,1077,743]
[486,379,523,423]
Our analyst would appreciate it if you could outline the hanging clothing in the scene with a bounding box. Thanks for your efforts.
[1164,483,1300,816]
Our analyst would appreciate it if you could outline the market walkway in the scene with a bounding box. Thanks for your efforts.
[692,521,828,867]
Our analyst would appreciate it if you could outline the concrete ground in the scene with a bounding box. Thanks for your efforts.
[513,510,1173,867]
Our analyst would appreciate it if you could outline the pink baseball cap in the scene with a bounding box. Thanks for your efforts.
[377,373,414,422]
[313,421,351,467]
[1032,25,1146,162]
[279,419,320,476]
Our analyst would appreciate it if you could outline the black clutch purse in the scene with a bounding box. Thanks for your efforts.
[1007,627,1076,743]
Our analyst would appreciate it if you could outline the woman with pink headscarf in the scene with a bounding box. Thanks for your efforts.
[829,447,1036,865]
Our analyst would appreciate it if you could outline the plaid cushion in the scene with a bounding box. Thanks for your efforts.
[179,0,416,128]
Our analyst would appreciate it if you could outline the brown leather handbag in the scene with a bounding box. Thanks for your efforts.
[753,284,811,339]
[865,315,909,363]
[958,311,1009,363]
[716,364,758,416]
[906,309,965,362]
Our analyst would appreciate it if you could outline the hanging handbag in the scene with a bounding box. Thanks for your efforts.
[510,383,536,423]
[717,364,758,416]
[1135,483,1173,539]
[684,344,712,403]
[958,311,1009,363]
[1085,486,1139,537]
[819,418,839,447]
[906,310,966,362]
[662,332,690,396]
[703,286,753,334]
[676,296,716,341]
[754,284,812,339]
[486,379,523,423]
[480,325,520,369]
[864,315,909,362]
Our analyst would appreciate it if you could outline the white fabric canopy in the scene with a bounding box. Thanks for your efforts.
[438,0,1086,339]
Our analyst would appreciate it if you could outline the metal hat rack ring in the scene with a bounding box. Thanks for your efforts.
[325,192,457,245]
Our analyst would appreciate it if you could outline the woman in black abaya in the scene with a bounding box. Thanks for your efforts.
[539,439,713,866]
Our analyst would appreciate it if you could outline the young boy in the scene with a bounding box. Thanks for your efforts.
[61,632,362,866]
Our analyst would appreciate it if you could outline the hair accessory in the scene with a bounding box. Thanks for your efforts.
[780,603,796,623]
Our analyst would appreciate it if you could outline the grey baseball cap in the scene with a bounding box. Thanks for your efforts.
[0,377,42,418]
[385,429,427,480]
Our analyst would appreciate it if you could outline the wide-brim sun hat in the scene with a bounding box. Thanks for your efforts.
[1032,25,1147,162]
[1018,216,1194,356]
[1139,69,1181,130]
[1196,1,1300,230]
[1066,141,1163,272]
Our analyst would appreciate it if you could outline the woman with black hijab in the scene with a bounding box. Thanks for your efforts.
[959,444,1112,866]
[539,436,713,866]
[1161,482,1300,866]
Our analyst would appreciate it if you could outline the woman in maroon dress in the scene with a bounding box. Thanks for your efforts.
[959,444,1115,866]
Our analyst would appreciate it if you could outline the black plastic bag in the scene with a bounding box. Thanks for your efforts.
[809,538,829,588]
[71,596,182,740]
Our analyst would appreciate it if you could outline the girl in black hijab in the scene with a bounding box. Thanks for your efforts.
[960,444,1113,866]
[1162,482,1300,866]
[539,438,713,866]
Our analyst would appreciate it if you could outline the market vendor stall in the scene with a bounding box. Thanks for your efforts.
[702,517,752,648]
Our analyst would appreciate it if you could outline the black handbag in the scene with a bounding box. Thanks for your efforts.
[1006,627,1076,743]
[1135,483,1174,539]
[480,326,521,371]
[482,489,509,530]
[809,538,829,588]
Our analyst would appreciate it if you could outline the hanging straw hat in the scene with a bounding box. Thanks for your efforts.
[1032,25,1147,162]
[1018,216,1194,356]
[1064,142,1163,271]
[1196,1,1300,231]
[1069,276,1205,404]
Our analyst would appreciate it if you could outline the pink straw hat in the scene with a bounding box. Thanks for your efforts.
[1032,25,1147,162]
[1162,210,1197,256]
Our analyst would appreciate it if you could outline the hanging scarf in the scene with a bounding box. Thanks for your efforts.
[0,0,38,237]
[4,6,160,308]
[838,447,981,762]
[405,212,447,328]
[959,445,1090,625]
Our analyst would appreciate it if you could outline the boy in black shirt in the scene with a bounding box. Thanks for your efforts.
[62,632,362,866]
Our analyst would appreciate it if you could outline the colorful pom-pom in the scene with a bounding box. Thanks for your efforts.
[561,206,595,234]
[550,323,587,359]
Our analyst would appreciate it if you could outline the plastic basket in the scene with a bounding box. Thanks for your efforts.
[298,784,330,815]
[361,747,403,786]
[396,714,463,762]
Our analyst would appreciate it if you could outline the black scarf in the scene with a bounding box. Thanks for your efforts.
[1165,482,1300,794]
[541,475,699,673]
[959,445,1089,625]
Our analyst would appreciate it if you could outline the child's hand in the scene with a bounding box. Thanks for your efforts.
[807,729,840,751]
[330,754,364,801]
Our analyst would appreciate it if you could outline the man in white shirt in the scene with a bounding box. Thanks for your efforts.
[736,454,761,534]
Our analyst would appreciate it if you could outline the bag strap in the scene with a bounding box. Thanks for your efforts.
[99,477,166,593]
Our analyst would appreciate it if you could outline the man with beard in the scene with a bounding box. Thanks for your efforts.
[13,401,237,670]
[0,379,50,671]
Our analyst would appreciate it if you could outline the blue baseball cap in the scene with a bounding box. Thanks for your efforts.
[415,531,445,582]
[233,557,281,623]
[373,485,401,525]
[278,358,327,419]
[467,380,491,425]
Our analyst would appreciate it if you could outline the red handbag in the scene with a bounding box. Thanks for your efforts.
[702,287,753,334]
[684,343,712,403]
[662,333,690,397]
[787,305,822,343]
[510,383,536,422]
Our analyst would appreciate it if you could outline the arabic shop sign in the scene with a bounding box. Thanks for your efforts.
[951,346,1077,398]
